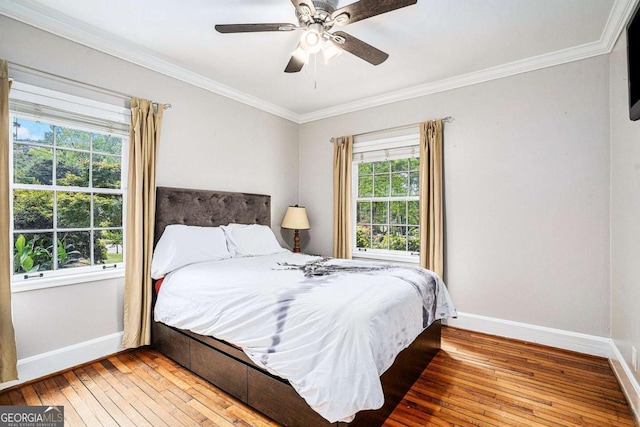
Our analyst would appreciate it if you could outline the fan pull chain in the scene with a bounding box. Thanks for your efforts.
[314,53,318,90]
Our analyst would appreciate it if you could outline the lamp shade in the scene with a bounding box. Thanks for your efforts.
[281,205,310,230]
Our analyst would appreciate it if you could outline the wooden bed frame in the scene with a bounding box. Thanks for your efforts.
[151,186,441,427]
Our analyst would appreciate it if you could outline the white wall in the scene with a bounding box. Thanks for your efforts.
[610,31,640,385]
[11,279,123,358]
[0,15,299,371]
[299,56,612,337]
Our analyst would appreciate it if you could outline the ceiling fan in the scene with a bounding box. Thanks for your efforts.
[215,0,418,73]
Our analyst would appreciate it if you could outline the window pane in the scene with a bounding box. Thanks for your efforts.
[355,225,371,249]
[391,158,408,172]
[358,175,373,198]
[409,172,419,196]
[57,231,90,268]
[372,225,388,250]
[13,190,53,230]
[55,126,90,150]
[373,175,389,197]
[57,192,90,228]
[11,97,127,278]
[390,226,407,251]
[391,172,409,197]
[96,230,123,264]
[372,201,388,224]
[408,226,420,252]
[13,144,53,185]
[408,200,419,225]
[358,162,372,175]
[373,160,390,173]
[390,201,407,225]
[353,155,421,255]
[13,233,54,274]
[356,201,371,224]
[56,150,89,187]
[93,154,122,189]
[12,118,52,145]
[94,194,123,227]
[92,134,122,155]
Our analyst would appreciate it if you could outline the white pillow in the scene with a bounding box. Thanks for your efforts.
[151,224,231,279]
[222,223,288,257]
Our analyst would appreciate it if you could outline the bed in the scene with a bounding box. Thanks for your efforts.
[150,186,455,426]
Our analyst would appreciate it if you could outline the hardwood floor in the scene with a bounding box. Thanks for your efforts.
[0,326,636,426]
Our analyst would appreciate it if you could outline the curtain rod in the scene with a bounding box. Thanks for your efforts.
[329,116,453,143]
[7,61,172,110]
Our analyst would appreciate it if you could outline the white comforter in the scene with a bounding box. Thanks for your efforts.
[154,252,456,423]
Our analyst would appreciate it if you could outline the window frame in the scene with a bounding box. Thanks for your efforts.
[351,131,421,264]
[8,82,130,291]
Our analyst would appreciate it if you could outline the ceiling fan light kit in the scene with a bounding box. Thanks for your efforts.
[321,41,342,64]
[215,0,418,73]
[301,22,324,53]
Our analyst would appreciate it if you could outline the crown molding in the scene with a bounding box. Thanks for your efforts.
[602,0,639,52]
[1,0,637,125]
[0,0,302,123]
[299,0,638,123]
[298,41,608,123]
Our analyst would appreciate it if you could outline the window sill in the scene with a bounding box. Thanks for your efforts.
[352,251,420,265]
[11,268,125,293]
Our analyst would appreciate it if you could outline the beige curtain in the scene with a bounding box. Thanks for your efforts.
[122,98,163,349]
[332,135,353,259]
[0,59,18,383]
[419,120,444,277]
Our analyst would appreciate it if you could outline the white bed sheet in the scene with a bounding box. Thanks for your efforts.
[153,252,456,423]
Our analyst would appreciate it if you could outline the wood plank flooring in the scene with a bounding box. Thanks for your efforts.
[1,326,636,426]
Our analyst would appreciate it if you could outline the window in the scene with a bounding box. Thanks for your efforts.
[9,82,129,285]
[352,129,420,262]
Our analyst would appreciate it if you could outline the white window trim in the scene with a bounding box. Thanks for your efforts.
[9,82,130,290]
[11,269,125,293]
[351,128,421,262]
[352,250,419,265]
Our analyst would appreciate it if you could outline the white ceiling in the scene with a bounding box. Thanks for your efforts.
[1,0,638,123]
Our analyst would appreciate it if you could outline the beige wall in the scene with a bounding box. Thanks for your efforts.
[0,15,300,359]
[11,279,123,358]
[0,12,629,374]
[299,56,612,337]
[610,31,640,385]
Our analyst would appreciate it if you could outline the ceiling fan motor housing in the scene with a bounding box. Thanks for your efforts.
[313,0,339,12]
[297,0,340,28]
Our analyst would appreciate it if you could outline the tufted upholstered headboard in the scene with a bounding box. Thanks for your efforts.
[154,187,271,246]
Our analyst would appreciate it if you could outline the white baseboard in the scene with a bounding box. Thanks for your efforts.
[443,311,611,357]
[610,341,640,426]
[0,331,123,391]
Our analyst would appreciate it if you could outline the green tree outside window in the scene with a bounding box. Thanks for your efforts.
[11,118,125,275]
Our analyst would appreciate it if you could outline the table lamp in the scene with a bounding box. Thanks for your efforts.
[281,205,310,253]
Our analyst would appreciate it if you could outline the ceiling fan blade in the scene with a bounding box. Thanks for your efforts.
[215,23,297,33]
[331,0,417,25]
[290,0,316,17]
[285,55,305,73]
[331,31,389,65]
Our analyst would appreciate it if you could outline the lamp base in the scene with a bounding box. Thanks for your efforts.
[293,229,301,253]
